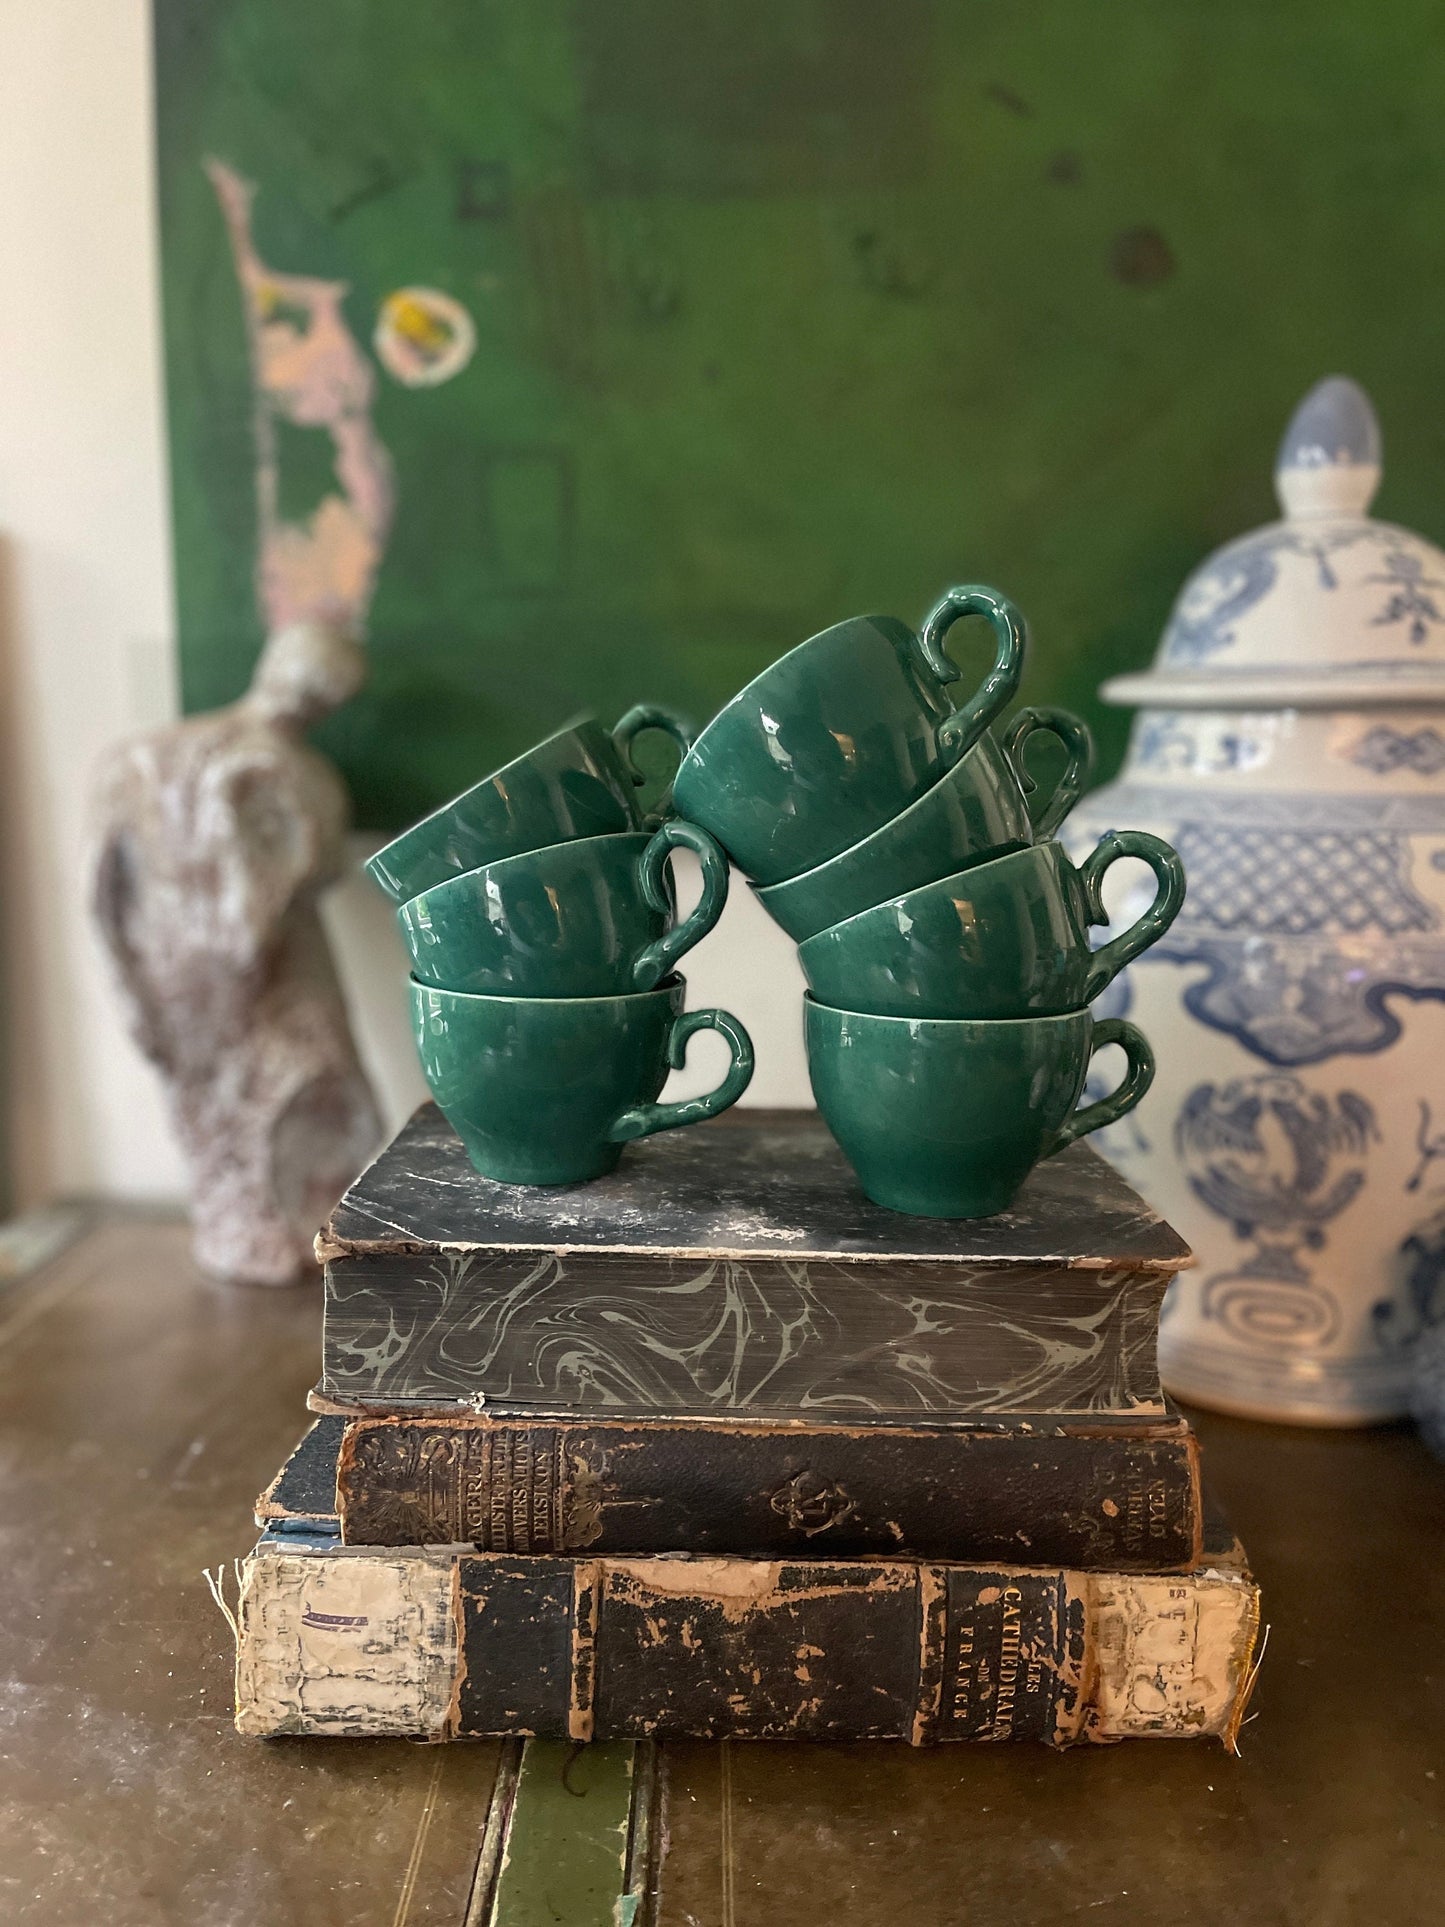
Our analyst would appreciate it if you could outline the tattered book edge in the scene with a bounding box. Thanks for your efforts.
[233,1541,462,1740]
[230,1534,1258,1748]
[303,1383,1175,1426]
[315,1229,1193,1272]
[314,1106,1193,1273]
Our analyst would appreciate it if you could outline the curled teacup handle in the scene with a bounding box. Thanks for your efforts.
[1046,1018,1155,1156]
[917,586,1027,767]
[631,821,731,990]
[610,1008,755,1144]
[998,705,1095,840]
[611,704,696,827]
[1078,830,1187,1002]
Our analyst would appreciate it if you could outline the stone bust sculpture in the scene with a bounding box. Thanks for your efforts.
[89,622,381,1284]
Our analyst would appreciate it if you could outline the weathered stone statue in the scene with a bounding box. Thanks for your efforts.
[89,622,382,1285]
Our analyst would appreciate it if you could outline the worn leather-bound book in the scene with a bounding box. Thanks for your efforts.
[260,1411,1203,1571]
[233,1516,1258,1748]
[315,1107,1191,1419]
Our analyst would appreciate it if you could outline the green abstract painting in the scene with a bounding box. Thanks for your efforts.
[154,1,1445,829]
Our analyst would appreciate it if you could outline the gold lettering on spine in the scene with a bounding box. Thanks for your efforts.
[394,1423,573,1553]
[948,1618,977,1730]
[1123,1483,1146,1554]
[531,1431,555,1553]
[990,1586,1024,1740]
[512,1433,533,1552]
[490,1433,511,1551]
[1148,1480,1168,1543]
[462,1431,491,1545]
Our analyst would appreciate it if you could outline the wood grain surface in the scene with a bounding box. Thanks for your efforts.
[1,1217,1441,1924]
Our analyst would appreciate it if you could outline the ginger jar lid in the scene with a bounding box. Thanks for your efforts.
[1102,377,1445,710]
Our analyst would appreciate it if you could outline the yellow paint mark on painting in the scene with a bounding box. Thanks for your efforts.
[376,286,476,387]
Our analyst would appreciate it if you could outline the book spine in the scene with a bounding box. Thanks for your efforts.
[234,1540,1259,1748]
[334,1415,1202,1571]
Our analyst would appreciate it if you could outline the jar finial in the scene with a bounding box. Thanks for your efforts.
[1275,375,1382,519]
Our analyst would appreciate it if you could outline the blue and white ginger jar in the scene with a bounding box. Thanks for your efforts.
[1071,376,1445,1424]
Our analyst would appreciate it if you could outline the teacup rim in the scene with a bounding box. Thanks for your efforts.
[396,827,653,917]
[753,734,1000,903]
[802,990,1089,1034]
[677,613,910,778]
[409,971,685,1012]
[370,716,605,869]
[795,839,1065,951]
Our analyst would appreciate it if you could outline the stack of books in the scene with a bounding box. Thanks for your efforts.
[234,1109,1260,1748]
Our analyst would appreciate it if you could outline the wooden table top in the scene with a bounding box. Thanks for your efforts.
[1,1217,1441,1925]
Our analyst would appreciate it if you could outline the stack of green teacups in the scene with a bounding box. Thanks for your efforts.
[669,585,1186,1219]
[367,707,754,1186]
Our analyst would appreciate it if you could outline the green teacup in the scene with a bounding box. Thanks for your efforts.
[752,707,1093,944]
[671,586,1026,884]
[411,975,754,1185]
[797,830,1185,1019]
[805,998,1154,1219]
[399,821,729,998]
[367,705,694,903]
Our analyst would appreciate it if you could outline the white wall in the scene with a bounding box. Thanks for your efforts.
[0,2,809,1206]
[323,847,810,1163]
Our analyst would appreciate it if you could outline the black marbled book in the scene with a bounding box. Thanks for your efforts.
[317,1107,1190,1420]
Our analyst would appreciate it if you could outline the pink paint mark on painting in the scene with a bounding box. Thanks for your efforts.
[206,158,396,636]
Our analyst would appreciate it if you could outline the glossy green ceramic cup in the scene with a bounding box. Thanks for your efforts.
[752,707,1093,944]
[805,998,1155,1219]
[411,975,754,1185]
[671,586,1026,884]
[398,821,730,998]
[797,829,1185,1019]
[367,705,695,903]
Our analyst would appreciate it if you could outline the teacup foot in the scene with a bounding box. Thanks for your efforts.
[856,1179,1022,1221]
[458,1143,626,1188]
